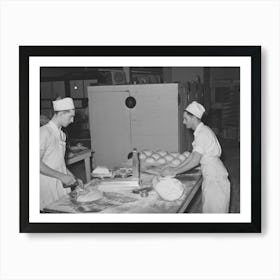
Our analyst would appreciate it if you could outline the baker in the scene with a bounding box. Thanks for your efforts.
[40,97,83,211]
[160,101,231,213]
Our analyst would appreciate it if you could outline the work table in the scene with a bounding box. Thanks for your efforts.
[66,147,93,182]
[44,168,202,214]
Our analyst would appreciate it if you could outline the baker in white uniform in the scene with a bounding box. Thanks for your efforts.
[40,97,83,211]
[161,101,231,213]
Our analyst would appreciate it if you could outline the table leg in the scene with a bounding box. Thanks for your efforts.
[85,157,91,183]
[91,154,96,170]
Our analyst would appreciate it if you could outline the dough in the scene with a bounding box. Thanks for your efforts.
[76,189,103,202]
[178,154,186,161]
[146,157,155,164]
[139,153,146,160]
[158,151,167,156]
[153,178,184,201]
[158,158,166,164]
[152,153,160,160]
[143,150,152,156]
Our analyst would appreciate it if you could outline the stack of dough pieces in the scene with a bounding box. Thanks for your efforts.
[139,150,190,167]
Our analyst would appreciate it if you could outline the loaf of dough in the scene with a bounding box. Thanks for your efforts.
[178,154,186,161]
[152,153,161,160]
[170,159,181,167]
[158,151,167,157]
[158,158,166,164]
[165,155,173,161]
[145,157,155,164]
[143,150,152,156]
[153,178,184,201]
[76,189,103,203]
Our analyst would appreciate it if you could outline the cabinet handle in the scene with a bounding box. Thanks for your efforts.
[125,96,136,109]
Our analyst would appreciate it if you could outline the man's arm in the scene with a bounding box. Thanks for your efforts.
[176,152,201,173]
[161,152,202,176]
[40,159,76,186]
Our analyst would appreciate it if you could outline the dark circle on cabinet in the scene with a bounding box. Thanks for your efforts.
[125,96,136,109]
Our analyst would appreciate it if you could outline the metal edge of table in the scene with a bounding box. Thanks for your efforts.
[177,175,203,213]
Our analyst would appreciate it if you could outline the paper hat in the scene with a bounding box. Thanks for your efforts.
[53,98,75,111]
[185,101,205,119]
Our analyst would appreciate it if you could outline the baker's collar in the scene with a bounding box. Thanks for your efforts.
[194,122,204,137]
[48,120,62,131]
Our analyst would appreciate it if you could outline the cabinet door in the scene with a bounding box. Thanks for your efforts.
[70,80,84,98]
[88,89,131,168]
[130,84,180,152]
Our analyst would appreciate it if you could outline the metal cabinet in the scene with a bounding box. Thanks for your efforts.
[88,84,186,168]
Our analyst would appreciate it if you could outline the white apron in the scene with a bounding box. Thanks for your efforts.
[40,122,69,210]
[200,156,230,213]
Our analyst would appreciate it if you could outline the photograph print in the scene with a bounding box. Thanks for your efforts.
[20,46,261,233]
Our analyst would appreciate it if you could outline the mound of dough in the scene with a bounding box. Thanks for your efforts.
[76,189,103,203]
[153,178,184,201]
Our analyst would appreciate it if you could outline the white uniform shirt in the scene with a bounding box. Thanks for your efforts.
[192,122,222,165]
[40,121,69,210]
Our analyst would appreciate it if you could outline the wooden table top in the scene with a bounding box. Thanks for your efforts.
[66,148,92,164]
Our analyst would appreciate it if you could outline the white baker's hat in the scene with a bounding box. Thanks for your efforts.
[52,97,75,111]
[185,101,205,119]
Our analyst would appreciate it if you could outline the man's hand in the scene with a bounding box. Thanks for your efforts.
[76,178,84,190]
[60,174,76,186]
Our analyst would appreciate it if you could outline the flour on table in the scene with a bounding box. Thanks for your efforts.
[76,189,103,202]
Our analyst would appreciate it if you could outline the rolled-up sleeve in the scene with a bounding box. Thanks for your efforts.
[192,133,208,155]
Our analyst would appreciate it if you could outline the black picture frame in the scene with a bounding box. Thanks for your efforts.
[20,46,261,233]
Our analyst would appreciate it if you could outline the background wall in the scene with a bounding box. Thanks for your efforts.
[168,67,204,83]
[0,0,279,280]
